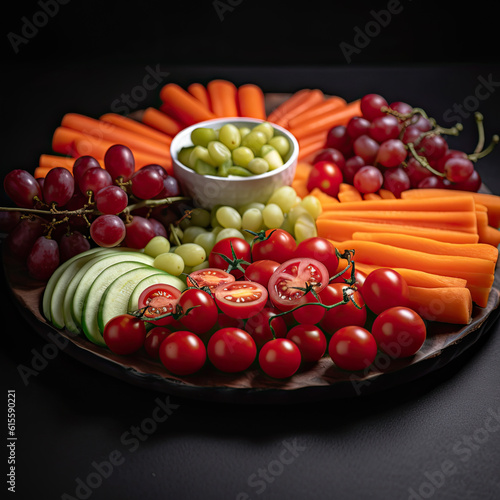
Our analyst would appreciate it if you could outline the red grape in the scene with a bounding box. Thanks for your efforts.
[104,144,135,181]
[417,175,450,189]
[353,135,379,164]
[343,156,365,184]
[376,139,407,168]
[405,157,433,188]
[383,167,411,197]
[43,167,75,207]
[450,169,481,192]
[369,115,401,143]
[325,125,353,155]
[90,214,126,247]
[346,116,371,140]
[6,216,46,259]
[131,168,164,200]
[389,101,413,115]
[124,215,156,249]
[27,236,60,281]
[444,157,475,183]
[353,166,384,194]
[156,175,181,198]
[149,218,168,237]
[417,134,448,162]
[95,185,129,214]
[73,156,101,187]
[59,231,91,262]
[401,125,423,145]
[79,167,113,195]
[360,93,388,121]
[4,169,42,208]
[312,148,346,171]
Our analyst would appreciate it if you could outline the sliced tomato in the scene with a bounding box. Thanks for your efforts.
[137,283,182,326]
[214,280,268,319]
[267,258,329,312]
[187,268,235,291]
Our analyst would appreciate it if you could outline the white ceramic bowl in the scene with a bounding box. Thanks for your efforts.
[170,117,299,209]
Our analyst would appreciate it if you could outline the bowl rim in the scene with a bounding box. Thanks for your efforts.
[169,116,299,182]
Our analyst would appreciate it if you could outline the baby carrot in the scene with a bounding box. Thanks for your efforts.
[267,89,324,128]
[141,107,183,137]
[188,83,212,111]
[287,96,347,129]
[237,83,266,120]
[207,79,239,117]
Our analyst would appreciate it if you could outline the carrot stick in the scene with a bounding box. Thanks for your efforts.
[267,89,324,128]
[400,188,500,228]
[407,286,473,324]
[378,189,396,199]
[207,79,239,118]
[159,83,217,125]
[364,193,382,200]
[476,210,500,247]
[52,126,87,156]
[61,113,171,159]
[141,107,184,137]
[289,99,362,140]
[297,137,328,161]
[287,96,347,129]
[99,113,173,145]
[188,83,212,111]
[293,161,313,181]
[39,154,77,172]
[237,83,266,120]
[337,184,363,202]
[351,232,499,262]
[309,187,340,206]
[291,178,309,199]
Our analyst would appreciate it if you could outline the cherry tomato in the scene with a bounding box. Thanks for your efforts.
[286,324,327,362]
[306,161,343,197]
[251,229,296,263]
[144,326,172,359]
[244,307,288,349]
[258,338,302,379]
[371,306,426,358]
[187,267,235,291]
[294,237,339,277]
[208,237,251,278]
[216,312,245,330]
[214,280,268,319]
[330,265,366,294]
[319,283,367,334]
[159,330,206,375]
[328,326,377,371]
[361,268,410,315]
[103,314,146,355]
[244,259,280,288]
[291,292,325,325]
[207,327,257,373]
[137,283,181,326]
[177,288,218,335]
[267,258,329,312]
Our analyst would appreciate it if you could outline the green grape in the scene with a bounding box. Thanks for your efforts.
[287,204,310,225]
[300,195,322,219]
[207,140,232,166]
[189,208,211,227]
[262,203,285,228]
[169,226,183,246]
[241,130,268,156]
[210,204,224,228]
[190,145,216,167]
[174,243,207,267]
[154,252,185,276]
[191,127,218,147]
[267,185,297,213]
[144,235,171,258]
[238,202,265,215]
[247,157,269,175]
[239,126,251,139]
[184,260,210,276]
[227,166,253,177]
[241,207,263,232]
[252,122,274,141]
[182,226,208,244]
[260,145,284,171]
[215,228,246,243]
[294,213,317,242]
[178,146,195,168]
[232,146,254,168]
[218,124,242,150]
[194,160,217,176]
[194,231,217,255]
[267,135,290,158]
[216,206,242,229]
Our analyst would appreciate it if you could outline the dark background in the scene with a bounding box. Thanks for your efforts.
[2,1,500,500]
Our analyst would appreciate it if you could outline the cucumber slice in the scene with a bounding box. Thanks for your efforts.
[81,261,155,345]
[97,268,175,334]
[70,251,155,332]
[42,247,106,322]
[127,273,186,312]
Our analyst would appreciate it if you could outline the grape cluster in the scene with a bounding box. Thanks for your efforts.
[319,93,493,197]
[1,145,181,281]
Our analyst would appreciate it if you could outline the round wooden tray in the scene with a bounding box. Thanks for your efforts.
[3,243,500,404]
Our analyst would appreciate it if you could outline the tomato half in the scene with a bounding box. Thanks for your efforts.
[208,237,251,278]
[214,280,268,319]
[267,258,329,312]
[251,229,296,263]
[137,283,182,326]
[187,268,235,291]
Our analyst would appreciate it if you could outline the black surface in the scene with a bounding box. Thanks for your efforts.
[2,2,500,499]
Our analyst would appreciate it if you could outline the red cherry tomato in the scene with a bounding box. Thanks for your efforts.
[177,288,218,334]
[330,265,366,294]
[187,267,235,291]
[258,338,302,379]
[244,259,280,288]
[207,327,257,373]
[291,292,325,325]
[361,268,410,315]
[371,307,426,358]
[328,326,378,371]
[137,283,181,326]
[286,324,327,362]
[208,237,251,279]
[144,326,172,359]
[103,314,146,355]
[214,280,268,319]
[306,161,343,197]
[294,237,339,277]
[159,330,206,375]
[267,258,329,312]
[244,307,288,349]
[250,229,296,263]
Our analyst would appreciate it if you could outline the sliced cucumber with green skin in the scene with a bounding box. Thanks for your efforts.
[42,247,106,322]
[71,251,155,331]
[127,273,186,312]
[97,268,177,335]
[81,261,155,346]
[48,248,117,329]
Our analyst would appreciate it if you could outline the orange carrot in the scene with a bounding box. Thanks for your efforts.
[287,96,347,129]
[364,193,382,200]
[317,219,479,244]
[298,136,328,161]
[378,189,396,199]
[207,79,239,118]
[289,99,362,140]
[61,113,171,159]
[159,83,217,125]
[407,286,473,324]
[309,187,340,206]
[293,161,313,181]
[100,113,173,145]
[337,183,363,202]
[291,178,309,199]
[39,154,77,172]
[400,188,500,228]
[188,83,212,111]
[237,83,266,120]
[476,210,500,247]
[141,107,184,137]
[267,89,324,128]
[52,127,87,156]
[351,232,498,262]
